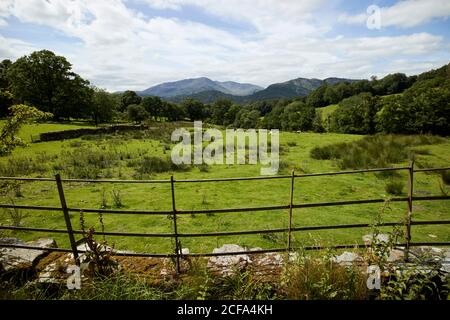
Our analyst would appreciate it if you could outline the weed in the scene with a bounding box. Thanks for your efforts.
[111,189,123,208]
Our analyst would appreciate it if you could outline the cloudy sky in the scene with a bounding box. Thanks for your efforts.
[1,0,449,91]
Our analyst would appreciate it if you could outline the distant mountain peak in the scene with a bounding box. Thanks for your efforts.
[137,76,358,104]
[138,77,263,97]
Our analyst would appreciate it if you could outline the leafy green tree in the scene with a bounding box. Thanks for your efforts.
[248,100,276,116]
[306,84,327,108]
[224,104,240,126]
[0,59,12,89]
[376,85,450,135]
[323,85,340,105]
[210,99,232,125]
[120,91,142,112]
[0,60,14,116]
[127,104,148,124]
[164,102,186,121]
[334,82,355,102]
[280,101,315,131]
[0,90,13,117]
[330,93,380,134]
[0,104,52,155]
[373,73,411,95]
[91,88,117,125]
[313,110,325,133]
[182,98,205,121]
[141,96,164,120]
[7,50,91,120]
[262,105,284,129]
[234,109,260,128]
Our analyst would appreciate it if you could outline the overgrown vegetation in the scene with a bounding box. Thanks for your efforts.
[310,134,444,169]
[385,180,404,195]
[0,104,52,156]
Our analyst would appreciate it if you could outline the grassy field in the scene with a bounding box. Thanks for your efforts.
[317,104,338,121]
[0,122,449,255]
[0,120,97,143]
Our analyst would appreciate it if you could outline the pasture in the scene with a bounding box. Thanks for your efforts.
[0,122,449,255]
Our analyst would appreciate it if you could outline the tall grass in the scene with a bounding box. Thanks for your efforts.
[310,134,444,170]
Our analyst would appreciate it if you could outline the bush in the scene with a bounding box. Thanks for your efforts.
[135,156,190,175]
[385,180,404,195]
[441,170,450,185]
[310,143,343,160]
[196,163,209,173]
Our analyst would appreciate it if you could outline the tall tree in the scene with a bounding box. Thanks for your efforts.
[91,88,117,125]
[141,96,163,120]
[120,90,141,112]
[182,98,205,121]
[126,104,148,124]
[164,102,186,121]
[7,50,91,120]
[210,99,232,125]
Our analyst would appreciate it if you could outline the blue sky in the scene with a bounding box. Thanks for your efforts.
[0,0,449,91]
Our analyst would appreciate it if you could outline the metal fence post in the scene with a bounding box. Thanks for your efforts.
[55,174,79,265]
[405,160,414,261]
[170,175,181,274]
[287,170,295,252]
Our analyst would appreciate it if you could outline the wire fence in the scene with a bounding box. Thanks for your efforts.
[0,161,449,273]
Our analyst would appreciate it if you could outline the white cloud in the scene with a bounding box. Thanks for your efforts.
[0,0,448,91]
[0,35,39,59]
[339,0,450,28]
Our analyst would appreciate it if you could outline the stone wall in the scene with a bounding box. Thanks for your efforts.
[37,125,146,142]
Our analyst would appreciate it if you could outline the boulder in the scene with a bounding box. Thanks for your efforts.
[331,251,364,266]
[362,233,390,246]
[207,244,252,276]
[0,238,56,273]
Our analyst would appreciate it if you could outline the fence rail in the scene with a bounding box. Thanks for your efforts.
[0,163,449,272]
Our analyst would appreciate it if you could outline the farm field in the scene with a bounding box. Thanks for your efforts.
[0,122,449,255]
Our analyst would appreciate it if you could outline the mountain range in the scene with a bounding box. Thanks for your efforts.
[137,76,357,104]
[139,77,262,97]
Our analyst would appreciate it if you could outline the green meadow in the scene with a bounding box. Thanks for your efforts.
[0,122,449,255]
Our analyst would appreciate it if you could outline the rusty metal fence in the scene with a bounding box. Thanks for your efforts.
[1,161,450,273]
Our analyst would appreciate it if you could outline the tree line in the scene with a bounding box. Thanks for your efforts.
[1,49,448,135]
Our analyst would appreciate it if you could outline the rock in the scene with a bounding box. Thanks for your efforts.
[362,233,390,245]
[207,244,252,276]
[387,249,404,262]
[332,251,364,266]
[0,238,56,273]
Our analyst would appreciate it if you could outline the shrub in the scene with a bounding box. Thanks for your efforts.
[385,180,404,195]
[441,170,450,185]
[135,156,190,175]
[196,163,209,173]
